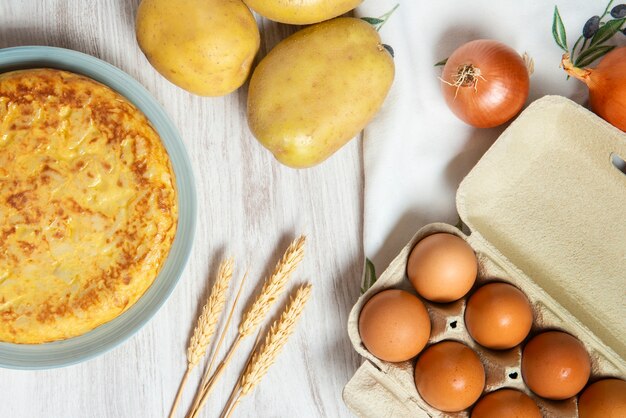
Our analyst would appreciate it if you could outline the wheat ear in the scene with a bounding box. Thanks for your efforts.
[221,284,313,418]
[239,235,306,338]
[189,236,306,418]
[187,271,249,418]
[168,258,234,418]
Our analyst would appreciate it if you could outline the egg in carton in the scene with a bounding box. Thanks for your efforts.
[344,96,626,417]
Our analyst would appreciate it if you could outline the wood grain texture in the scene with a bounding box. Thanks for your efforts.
[0,1,363,417]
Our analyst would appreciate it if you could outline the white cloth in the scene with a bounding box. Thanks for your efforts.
[356,0,601,272]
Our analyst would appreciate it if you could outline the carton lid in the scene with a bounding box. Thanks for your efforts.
[457,96,626,359]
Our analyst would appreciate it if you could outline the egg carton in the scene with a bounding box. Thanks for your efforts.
[344,96,626,417]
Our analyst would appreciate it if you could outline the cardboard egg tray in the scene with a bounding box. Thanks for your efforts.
[344,96,626,417]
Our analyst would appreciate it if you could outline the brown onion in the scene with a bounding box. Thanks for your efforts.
[441,39,530,128]
[562,47,626,131]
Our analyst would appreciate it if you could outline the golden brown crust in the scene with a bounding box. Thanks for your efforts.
[0,69,178,343]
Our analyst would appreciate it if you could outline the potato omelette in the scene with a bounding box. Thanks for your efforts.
[0,69,178,343]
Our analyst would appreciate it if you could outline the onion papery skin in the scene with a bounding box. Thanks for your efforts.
[581,47,626,132]
[441,40,530,128]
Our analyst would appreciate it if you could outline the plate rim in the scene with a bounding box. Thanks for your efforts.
[0,46,197,369]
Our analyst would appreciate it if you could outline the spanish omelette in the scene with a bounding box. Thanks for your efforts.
[0,68,178,343]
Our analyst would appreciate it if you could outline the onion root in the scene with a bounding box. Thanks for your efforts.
[440,64,486,98]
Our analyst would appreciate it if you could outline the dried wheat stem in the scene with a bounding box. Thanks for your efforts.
[187,271,249,418]
[223,397,242,418]
[224,285,312,417]
[189,236,306,418]
[189,336,242,418]
[204,273,250,380]
[239,235,306,338]
[219,333,262,418]
[196,235,305,404]
[168,258,234,418]
[169,369,191,418]
[221,378,241,418]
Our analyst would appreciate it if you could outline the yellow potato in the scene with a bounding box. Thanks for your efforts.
[247,18,394,168]
[136,0,260,96]
[243,0,362,24]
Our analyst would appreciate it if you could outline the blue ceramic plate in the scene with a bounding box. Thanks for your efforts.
[0,46,197,369]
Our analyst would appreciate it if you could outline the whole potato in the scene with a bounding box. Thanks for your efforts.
[247,18,394,168]
[243,0,362,24]
[136,0,260,96]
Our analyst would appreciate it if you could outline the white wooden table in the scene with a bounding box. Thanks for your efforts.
[0,1,363,416]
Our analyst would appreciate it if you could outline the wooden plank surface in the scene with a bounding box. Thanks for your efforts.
[0,1,363,416]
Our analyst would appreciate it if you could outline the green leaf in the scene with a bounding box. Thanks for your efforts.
[552,6,569,52]
[361,17,384,26]
[575,44,615,67]
[361,258,378,294]
[382,44,395,58]
[590,18,625,46]
[434,57,448,67]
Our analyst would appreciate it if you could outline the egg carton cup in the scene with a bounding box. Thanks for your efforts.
[344,96,626,417]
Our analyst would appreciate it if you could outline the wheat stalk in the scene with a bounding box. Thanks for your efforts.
[221,285,313,418]
[222,332,263,417]
[186,271,249,418]
[188,236,306,418]
[239,235,306,338]
[168,258,234,418]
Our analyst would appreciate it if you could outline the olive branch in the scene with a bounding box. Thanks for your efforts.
[552,1,626,68]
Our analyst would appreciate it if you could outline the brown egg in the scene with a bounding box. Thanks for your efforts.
[471,389,541,418]
[465,282,533,349]
[358,289,431,362]
[407,233,477,303]
[578,379,626,418]
[414,340,485,412]
[521,331,591,400]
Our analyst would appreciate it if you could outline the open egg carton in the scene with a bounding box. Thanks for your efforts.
[344,96,626,417]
